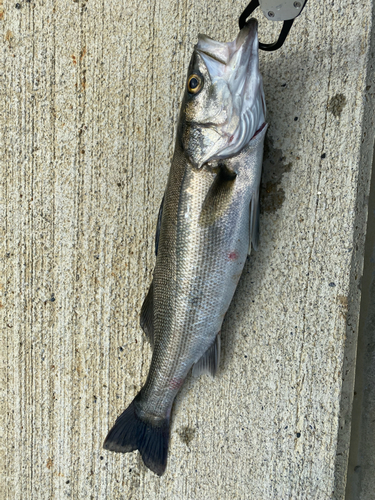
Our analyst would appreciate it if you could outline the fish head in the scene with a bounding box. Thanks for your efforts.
[179,19,266,169]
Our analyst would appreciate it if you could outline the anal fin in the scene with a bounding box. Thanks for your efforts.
[248,189,260,255]
[140,281,154,347]
[192,332,221,378]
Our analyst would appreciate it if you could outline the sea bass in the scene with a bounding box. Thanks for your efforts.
[104,19,267,475]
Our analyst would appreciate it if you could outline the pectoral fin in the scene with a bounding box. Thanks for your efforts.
[217,163,237,181]
[192,332,221,378]
[199,163,236,227]
[140,281,154,347]
[248,189,260,254]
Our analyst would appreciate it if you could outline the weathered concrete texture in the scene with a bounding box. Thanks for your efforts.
[0,1,374,499]
[345,144,375,499]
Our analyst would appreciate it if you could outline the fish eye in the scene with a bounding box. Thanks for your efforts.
[187,74,203,94]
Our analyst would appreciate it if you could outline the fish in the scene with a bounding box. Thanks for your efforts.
[103,18,267,476]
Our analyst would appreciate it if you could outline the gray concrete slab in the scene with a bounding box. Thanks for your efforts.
[345,149,375,499]
[0,0,374,498]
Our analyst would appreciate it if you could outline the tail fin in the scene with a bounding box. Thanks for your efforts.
[103,398,170,476]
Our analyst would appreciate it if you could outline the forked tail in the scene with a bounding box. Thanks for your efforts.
[103,396,170,476]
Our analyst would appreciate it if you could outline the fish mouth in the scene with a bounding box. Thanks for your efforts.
[195,19,266,163]
[196,19,259,84]
[196,19,259,72]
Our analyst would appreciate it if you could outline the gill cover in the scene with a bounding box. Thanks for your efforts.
[180,19,266,168]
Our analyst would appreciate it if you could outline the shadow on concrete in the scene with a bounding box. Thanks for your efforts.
[344,141,375,500]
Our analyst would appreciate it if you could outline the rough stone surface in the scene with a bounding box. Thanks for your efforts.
[0,1,374,498]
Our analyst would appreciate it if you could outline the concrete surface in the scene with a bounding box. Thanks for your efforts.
[345,144,375,499]
[1,0,374,499]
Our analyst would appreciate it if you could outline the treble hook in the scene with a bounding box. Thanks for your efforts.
[239,0,307,52]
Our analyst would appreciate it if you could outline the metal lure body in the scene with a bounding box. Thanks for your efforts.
[104,19,267,476]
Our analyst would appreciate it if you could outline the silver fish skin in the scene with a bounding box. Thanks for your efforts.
[104,19,267,476]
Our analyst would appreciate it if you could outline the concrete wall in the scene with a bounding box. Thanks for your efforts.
[345,142,375,499]
[1,0,374,498]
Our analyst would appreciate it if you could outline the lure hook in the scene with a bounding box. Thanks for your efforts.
[239,0,307,52]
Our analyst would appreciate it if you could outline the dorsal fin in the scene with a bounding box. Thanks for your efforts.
[155,195,164,256]
[140,281,154,347]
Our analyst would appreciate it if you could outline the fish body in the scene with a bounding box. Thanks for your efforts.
[104,19,267,476]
